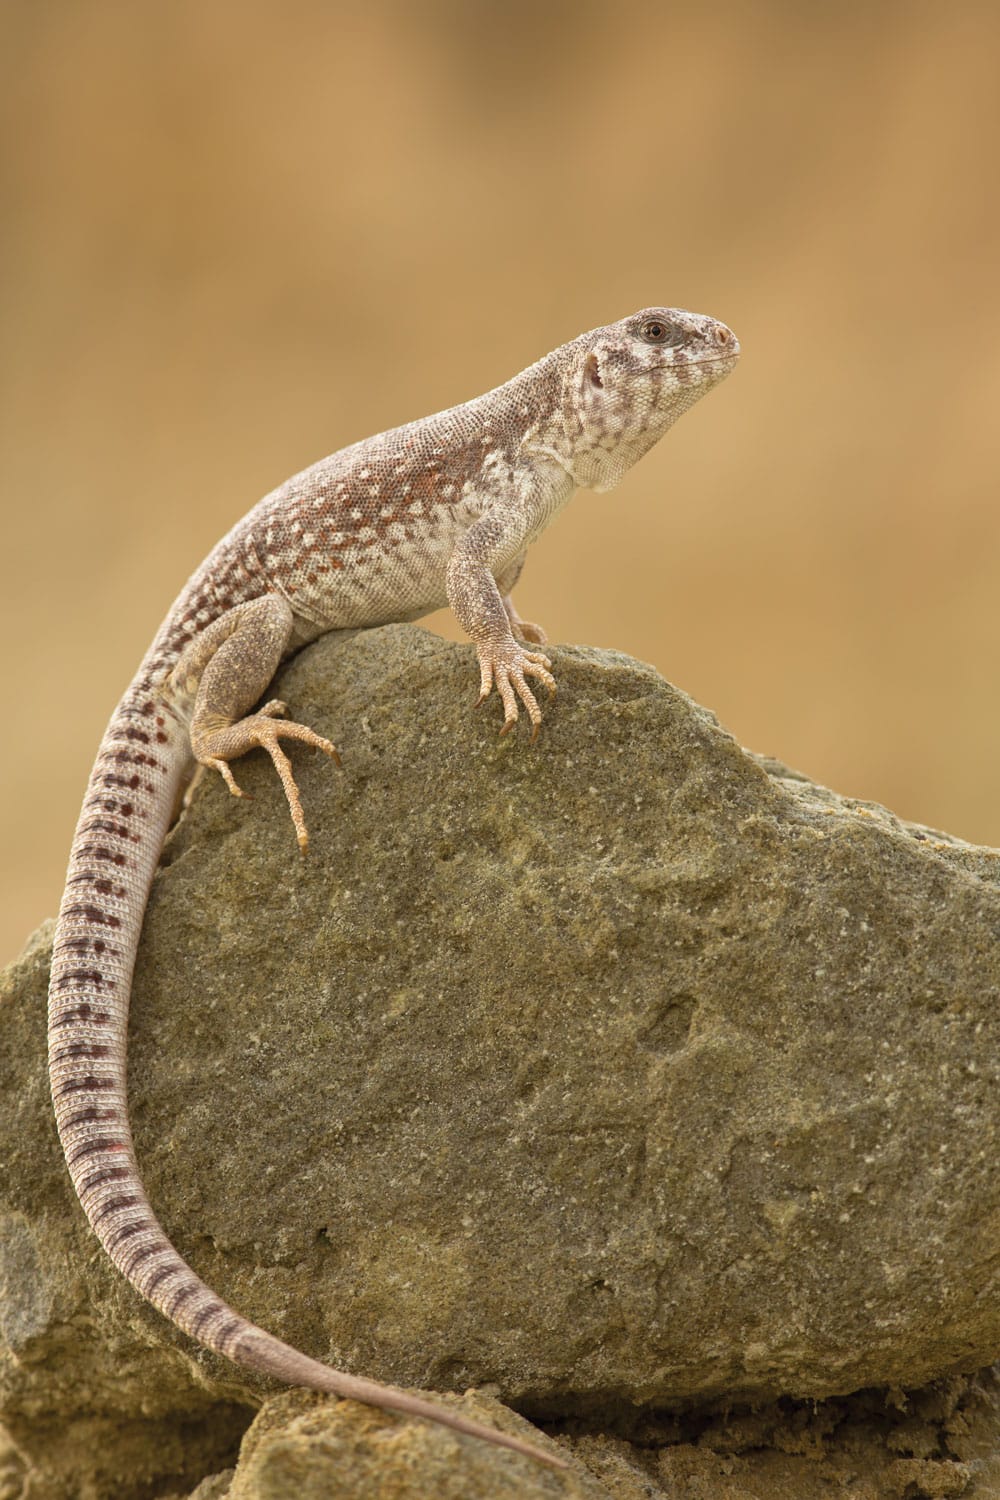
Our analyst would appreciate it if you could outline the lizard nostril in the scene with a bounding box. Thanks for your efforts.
[714,326,731,346]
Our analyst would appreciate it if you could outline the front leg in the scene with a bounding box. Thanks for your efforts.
[446,517,555,739]
[495,551,548,647]
[169,593,338,851]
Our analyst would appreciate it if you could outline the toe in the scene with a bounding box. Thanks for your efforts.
[513,675,542,727]
[495,671,519,733]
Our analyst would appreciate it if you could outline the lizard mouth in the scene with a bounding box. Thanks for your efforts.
[681,349,740,366]
[678,352,740,376]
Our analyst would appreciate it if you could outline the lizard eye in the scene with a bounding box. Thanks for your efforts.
[641,319,673,344]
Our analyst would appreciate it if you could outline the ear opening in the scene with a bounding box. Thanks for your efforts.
[584,350,604,389]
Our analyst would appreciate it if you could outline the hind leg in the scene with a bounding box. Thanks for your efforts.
[170,593,338,851]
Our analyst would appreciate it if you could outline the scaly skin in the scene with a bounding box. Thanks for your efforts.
[48,307,739,1468]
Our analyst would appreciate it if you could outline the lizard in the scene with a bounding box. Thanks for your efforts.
[47,306,739,1469]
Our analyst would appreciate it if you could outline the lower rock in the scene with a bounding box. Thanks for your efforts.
[221,1391,591,1500]
[3,626,1000,1498]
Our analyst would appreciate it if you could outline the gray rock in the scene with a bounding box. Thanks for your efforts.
[3,624,1000,1498]
[223,1390,597,1500]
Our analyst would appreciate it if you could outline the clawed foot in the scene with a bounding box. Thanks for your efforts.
[197,711,339,853]
[475,640,556,742]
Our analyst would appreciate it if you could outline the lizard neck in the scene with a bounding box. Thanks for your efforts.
[487,345,678,496]
[558,417,680,493]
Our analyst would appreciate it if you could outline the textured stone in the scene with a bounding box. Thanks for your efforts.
[177,1371,1000,1499]
[184,1474,237,1500]
[223,1390,597,1499]
[3,624,1000,1497]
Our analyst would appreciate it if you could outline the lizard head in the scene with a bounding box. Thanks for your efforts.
[564,307,739,492]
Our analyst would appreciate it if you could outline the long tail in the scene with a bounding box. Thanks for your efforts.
[48,686,565,1471]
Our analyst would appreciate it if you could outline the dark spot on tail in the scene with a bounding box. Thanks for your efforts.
[54,937,118,958]
[55,1075,115,1097]
[122,1241,165,1276]
[79,1165,133,1196]
[81,819,141,843]
[92,1194,141,1226]
[167,1283,199,1318]
[145,1264,179,1298]
[67,1136,126,1167]
[62,1104,119,1128]
[51,1006,112,1029]
[107,1220,146,1251]
[67,875,126,898]
[215,1316,244,1352]
[78,1158,131,1194]
[52,969,105,990]
[55,1042,110,1062]
[98,773,145,793]
[78,843,130,867]
[110,747,165,773]
[191,1302,222,1339]
[62,904,122,929]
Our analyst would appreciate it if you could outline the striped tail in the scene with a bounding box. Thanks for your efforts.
[48,686,565,1470]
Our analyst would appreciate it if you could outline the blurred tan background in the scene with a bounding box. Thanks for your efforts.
[3,0,1000,964]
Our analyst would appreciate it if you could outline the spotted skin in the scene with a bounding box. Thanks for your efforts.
[48,307,739,1468]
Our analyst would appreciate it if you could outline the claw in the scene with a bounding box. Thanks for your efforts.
[206,758,246,799]
[196,711,339,850]
[475,638,556,738]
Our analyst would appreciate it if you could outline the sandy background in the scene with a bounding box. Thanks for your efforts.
[2,1,999,964]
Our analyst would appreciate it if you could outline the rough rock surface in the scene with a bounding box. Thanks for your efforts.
[2,624,1000,1498]
[219,1390,596,1499]
[169,1376,1000,1499]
